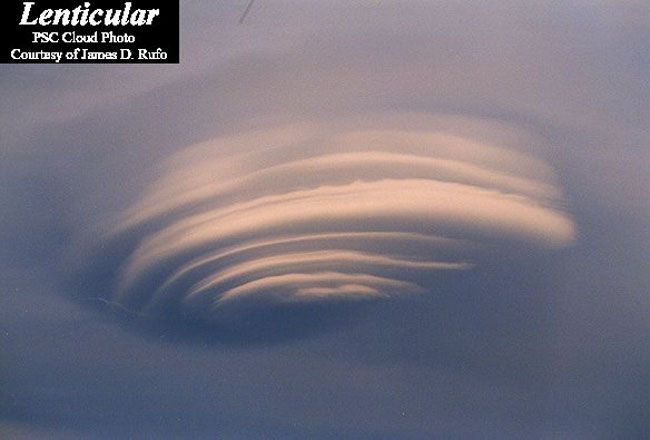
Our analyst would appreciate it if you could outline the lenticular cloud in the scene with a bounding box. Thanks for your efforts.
[78,116,575,327]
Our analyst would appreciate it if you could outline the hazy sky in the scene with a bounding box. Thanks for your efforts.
[1,1,649,438]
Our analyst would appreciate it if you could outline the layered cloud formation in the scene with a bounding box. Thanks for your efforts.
[3,1,648,436]
[78,116,575,327]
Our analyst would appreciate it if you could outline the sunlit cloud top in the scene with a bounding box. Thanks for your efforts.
[79,114,575,326]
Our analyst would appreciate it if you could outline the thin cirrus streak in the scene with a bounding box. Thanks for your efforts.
[82,118,576,326]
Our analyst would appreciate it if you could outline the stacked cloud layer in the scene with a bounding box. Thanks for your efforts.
[78,116,576,328]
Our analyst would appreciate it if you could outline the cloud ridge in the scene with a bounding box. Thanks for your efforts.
[78,117,576,328]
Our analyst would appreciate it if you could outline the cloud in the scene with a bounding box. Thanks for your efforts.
[1,1,648,437]
[73,117,575,331]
